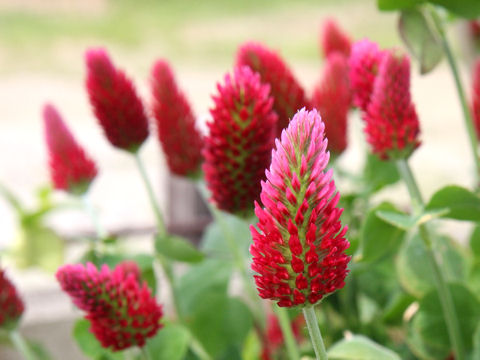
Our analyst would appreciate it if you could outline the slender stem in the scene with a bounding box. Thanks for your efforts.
[133,152,167,237]
[9,331,36,360]
[302,306,328,360]
[428,6,480,183]
[396,159,464,360]
[274,306,301,360]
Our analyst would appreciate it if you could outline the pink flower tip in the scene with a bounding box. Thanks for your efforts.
[320,18,352,58]
[0,269,25,330]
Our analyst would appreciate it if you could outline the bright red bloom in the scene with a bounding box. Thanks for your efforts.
[43,104,98,195]
[320,18,351,58]
[312,53,352,154]
[261,313,305,360]
[250,109,350,307]
[85,48,149,153]
[236,42,309,136]
[364,51,421,160]
[472,58,480,139]
[0,269,24,330]
[150,59,203,177]
[56,262,162,351]
[203,66,277,216]
[349,39,384,111]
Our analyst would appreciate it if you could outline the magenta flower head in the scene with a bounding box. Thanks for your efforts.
[56,261,162,351]
[203,66,277,216]
[150,59,203,177]
[85,48,149,153]
[236,42,309,136]
[472,58,480,138]
[349,39,384,111]
[250,109,350,307]
[320,18,351,58]
[43,104,98,195]
[364,50,421,160]
[312,53,352,155]
[0,269,24,331]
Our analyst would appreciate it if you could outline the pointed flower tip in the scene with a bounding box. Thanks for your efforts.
[43,103,98,195]
[321,18,352,58]
[0,269,24,331]
[251,108,350,308]
[85,47,149,152]
[56,261,163,351]
[471,58,480,139]
[204,65,277,216]
[150,58,203,177]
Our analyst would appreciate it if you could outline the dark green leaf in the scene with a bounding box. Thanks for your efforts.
[470,225,480,258]
[429,0,480,19]
[328,335,402,359]
[398,8,443,74]
[145,323,189,360]
[155,234,204,263]
[472,322,480,360]
[363,153,400,193]
[426,185,480,221]
[72,319,122,360]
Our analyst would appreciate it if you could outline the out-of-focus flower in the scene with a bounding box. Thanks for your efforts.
[85,48,149,153]
[261,313,305,360]
[472,58,480,138]
[320,18,351,58]
[203,66,277,216]
[43,104,98,195]
[250,109,350,308]
[0,269,24,331]
[312,53,352,155]
[364,50,421,160]
[56,261,162,351]
[236,42,309,136]
[349,39,384,111]
[150,59,203,177]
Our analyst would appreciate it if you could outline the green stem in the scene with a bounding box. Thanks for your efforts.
[396,159,464,360]
[302,306,328,360]
[133,152,167,237]
[274,306,301,360]
[9,331,36,360]
[428,6,480,183]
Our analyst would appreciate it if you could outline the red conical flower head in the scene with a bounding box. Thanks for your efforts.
[312,53,352,154]
[43,104,98,195]
[203,66,277,216]
[150,59,203,177]
[349,39,384,111]
[0,269,24,330]
[56,262,162,351]
[471,58,480,138]
[250,109,350,307]
[236,42,309,136]
[320,18,351,58]
[364,50,421,160]
[86,48,149,153]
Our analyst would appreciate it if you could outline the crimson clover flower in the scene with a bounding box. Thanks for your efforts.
[236,42,309,136]
[203,66,277,216]
[312,53,352,155]
[0,269,24,331]
[364,50,421,160]
[56,261,162,351]
[86,48,149,153]
[43,103,98,195]
[250,109,350,307]
[320,18,351,58]
[471,58,480,139]
[150,59,203,177]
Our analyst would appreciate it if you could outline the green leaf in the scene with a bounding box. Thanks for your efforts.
[382,291,416,324]
[472,322,480,360]
[363,153,400,193]
[377,0,423,11]
[155,234,204,263]
[376,208,449,230]
[429,0,480,19]
[145,323,190,360]
[470,225,480,258]
[398,8,443,74]
[358,202,405,263]
[241,330,262,360]
[426,185,480,221]
[409,283,480,357]
[328,335,402,359]
[396,234,470,298]
[72,319,122,360]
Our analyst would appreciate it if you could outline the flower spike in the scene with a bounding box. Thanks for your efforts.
[56,262,162,351]
[43,104,98,195]
[0,269,24,331]
[250,108,350,307]
[85,48,149,153]
[150,59,203,177]
[320,18,351,58]
[472,58,480,139]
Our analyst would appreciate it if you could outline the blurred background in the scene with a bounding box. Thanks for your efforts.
[0,0,476,358]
